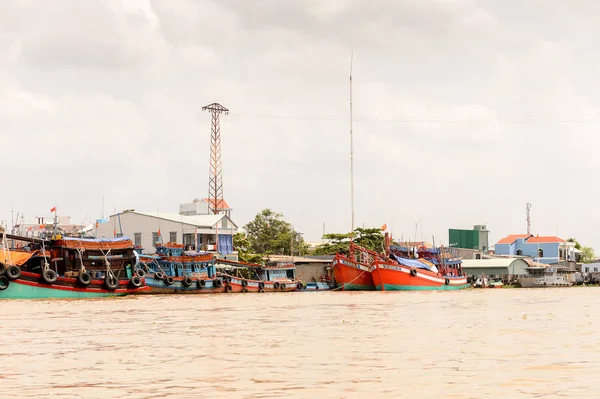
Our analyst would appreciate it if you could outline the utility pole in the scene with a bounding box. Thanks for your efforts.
[349,52,355,238]
[202,103,229,215]
[526,203,531,235]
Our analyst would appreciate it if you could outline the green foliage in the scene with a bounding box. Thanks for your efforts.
[244,209,307,256]
[233,232,264,263]
[580,246,595,264]
[567,238,582,250]
[313,227,385,255]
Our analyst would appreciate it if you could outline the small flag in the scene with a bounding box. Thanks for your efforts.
[381,224,387,231]
[113,228,117,237]
[40,224,46,229]
[50,206,56,213]
[157,228,161,236]
[95,222,99,229]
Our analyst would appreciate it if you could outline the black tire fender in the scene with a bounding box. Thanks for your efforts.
[6,265,21,281]
[104,274,119,291]
[78,272,92,287]
[42,269,58,284]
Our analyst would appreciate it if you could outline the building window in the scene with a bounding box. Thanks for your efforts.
[134,233,142,247]
[585,267,589,272]
[537,248,543,258]
[595,268,598,272]
[152,232,159,246]
[169,231,177,243]
[516,249,523,256]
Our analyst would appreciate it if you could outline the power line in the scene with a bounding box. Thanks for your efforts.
[227,113,600,123]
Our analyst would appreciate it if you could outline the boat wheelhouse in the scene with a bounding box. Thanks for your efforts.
[216,259,300,293]
[134,241,223,294]
[516,267,572,288]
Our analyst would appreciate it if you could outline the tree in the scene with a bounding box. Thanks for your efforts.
[567,238,582,250]
[313,227,385,255]
[233,232,264,263]
[580,246,596,264]
[244,209,307,256]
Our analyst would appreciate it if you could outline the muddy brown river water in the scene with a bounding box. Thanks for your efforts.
[1,288,598,398]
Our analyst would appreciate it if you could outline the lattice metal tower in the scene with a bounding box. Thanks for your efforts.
[202,103,229,215]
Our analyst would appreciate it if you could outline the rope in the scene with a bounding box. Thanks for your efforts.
[329,268,368,291]
[76,247,86,273]
[1,232,12,266]
[41,238,49,271]
[100,249,115,278]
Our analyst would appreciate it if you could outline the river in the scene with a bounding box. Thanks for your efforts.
[1,288,598,398]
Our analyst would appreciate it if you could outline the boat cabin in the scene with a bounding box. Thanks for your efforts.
[139,242,216,278]
[258,261,296,282]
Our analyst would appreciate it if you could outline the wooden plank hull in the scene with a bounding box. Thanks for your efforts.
[135,275,225,294]
[0,271,148,299]
[222,276,300,293]
[371,262,469,291]
[332,257,375,291]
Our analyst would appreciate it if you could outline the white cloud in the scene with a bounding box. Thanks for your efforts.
[1,0,600,251]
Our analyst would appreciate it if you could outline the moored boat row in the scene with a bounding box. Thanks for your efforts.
[332,234,470,292]
[0,232,334,299]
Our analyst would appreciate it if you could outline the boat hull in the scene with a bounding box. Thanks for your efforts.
[0,271,148,299]
[223,276,299,293]
[332,257,374,290]
[300,282,332,291]
[371,263,469,291]
[517,277,573,288]
[134,275,225,294]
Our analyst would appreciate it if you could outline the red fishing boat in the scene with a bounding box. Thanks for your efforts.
[371,235,469,291]
[332,242,387,291]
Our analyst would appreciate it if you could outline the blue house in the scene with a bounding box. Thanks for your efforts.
[494,234,575,265]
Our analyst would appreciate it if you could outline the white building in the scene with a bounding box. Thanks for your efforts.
[95,210,238,259]
[179,198,232,218]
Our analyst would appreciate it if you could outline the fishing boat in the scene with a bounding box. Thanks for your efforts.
[517,267,573,288]
[133,241,224,294]
[0,232,149,299]
[370,235,469,291]
[332,242,385,291]
[216,259,300,293]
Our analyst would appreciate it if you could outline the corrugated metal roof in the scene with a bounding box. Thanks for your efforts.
[126,211,238,229]
[462,258,528,268]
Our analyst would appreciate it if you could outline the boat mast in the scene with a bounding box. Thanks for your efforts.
[349,51,355,240]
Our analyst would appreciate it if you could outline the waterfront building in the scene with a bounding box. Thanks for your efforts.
[494,234,575,265]
[95,209,238,259]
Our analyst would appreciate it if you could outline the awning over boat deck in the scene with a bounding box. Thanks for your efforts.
[1,250,35,266]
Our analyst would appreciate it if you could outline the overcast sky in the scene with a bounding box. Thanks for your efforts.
[2,0,599,250]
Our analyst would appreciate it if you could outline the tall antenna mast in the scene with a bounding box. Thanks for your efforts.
[349,52,355,238]
[526,202,531,235]
[202,103,229,215]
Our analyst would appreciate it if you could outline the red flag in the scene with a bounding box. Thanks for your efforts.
[158,228,161,236]
[50,206,56,213]
[40,224,45,229]
[113,228,117,237]
[95,222,99,229]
